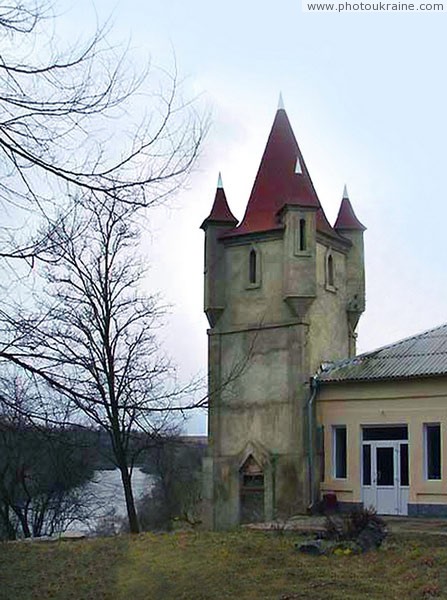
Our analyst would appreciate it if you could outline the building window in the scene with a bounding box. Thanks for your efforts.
[249,249,257,284]
[294,216,311,256]
[400,443,409,486]
[299,218,306,251]
[425,424,441,480]
[333,426,347,479]
[327,254,334,287]
[363,426,408,441]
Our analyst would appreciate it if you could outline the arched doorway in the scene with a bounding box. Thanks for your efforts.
[240,455,264,523]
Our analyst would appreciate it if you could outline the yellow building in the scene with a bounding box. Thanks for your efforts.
[317,324,447,516]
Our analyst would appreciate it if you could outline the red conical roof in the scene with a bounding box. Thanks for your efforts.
[201,176,238,229]
[334,192,366,231]
[225,107,339,238]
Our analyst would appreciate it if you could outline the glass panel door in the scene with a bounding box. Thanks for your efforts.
[361,439,408,516]
[362,444,371,486]
[376,447,394,486]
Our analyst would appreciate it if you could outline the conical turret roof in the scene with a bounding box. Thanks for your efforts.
[201,173,238,229]
[225,104,339,239]
[334,186,366,231]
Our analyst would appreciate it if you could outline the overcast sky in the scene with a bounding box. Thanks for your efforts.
[56,1,447,433]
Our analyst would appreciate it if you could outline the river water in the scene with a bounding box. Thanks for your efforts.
[68,468,154,535]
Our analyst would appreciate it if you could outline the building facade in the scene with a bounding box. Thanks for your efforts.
[201,102,366,529]
[318,324,447,517]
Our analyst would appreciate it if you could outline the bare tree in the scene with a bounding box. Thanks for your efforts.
[0,374,95,539]
[138,435,205,531]
[0,195,194,533]
[0,0,205,264]
[0,0,211,536]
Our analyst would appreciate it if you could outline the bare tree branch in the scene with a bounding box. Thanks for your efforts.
[0,196,199,532]
[0,0,208,262]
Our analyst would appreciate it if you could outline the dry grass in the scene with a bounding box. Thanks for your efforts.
[1,530,447,599]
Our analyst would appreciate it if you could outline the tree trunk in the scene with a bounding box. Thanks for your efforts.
[118,463,140,534]
[14,508,31,538]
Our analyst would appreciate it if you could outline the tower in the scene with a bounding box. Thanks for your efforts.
[201,100,366,529]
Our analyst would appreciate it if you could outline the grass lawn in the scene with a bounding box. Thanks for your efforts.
[0,530,446,600]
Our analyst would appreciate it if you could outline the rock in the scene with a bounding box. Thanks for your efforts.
[58,531,86,541]
[20,531,86,543]
[296,540,325,555]
[22,536,58,543]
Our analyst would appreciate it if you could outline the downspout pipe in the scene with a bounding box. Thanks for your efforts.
[307,374,320,512]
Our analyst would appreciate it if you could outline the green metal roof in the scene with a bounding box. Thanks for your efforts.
[319,324,447,383]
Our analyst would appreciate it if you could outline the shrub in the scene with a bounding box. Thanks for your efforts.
[138,439,204,531]
[324,506,387,551]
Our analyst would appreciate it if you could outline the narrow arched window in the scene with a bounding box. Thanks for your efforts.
[249,249,257,284]
[327,254,334,287]
[299,218,306,251]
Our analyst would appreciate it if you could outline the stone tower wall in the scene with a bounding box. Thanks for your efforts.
[205,222,359,528]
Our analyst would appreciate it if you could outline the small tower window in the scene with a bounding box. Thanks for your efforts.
[299,218,306,251]
[327,254,334,287]
[249,249,257,284]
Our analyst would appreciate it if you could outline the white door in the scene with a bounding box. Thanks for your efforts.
[375,443,398,514]
[362,441,408,515]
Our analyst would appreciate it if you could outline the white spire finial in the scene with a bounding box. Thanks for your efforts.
[343,184,349,199]
[217,172,223,189]
[278,92,285,111]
